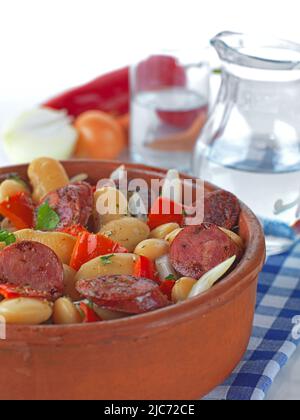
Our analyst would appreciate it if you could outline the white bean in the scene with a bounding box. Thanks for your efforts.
[100,217,150,252]
[150,223,180,240]
[53,297,82,325]
[0,179,28,202]
[134,239,169,261]
[28,157,69,202]
[14,229,76,265]
[0,298,53,325]
[165,228,183,244]
[75,253,137,282]
[94,187,128,230]
[172,277,197,303]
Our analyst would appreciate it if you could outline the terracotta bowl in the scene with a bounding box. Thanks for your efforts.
[0,160,266,400]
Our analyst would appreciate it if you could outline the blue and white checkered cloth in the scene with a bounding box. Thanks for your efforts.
[205,241,300,400]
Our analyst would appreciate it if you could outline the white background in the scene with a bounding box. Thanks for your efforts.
[1,0,300,109]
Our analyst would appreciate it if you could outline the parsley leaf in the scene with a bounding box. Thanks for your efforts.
[0,230,16,246]
[100,254,115,265]
[165,274,176,281]
[35,202,60,231]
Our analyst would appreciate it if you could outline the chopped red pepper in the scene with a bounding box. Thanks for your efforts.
[79,302,102,323]
[70,232,128,271]
[159,280,176,301]
[0,284,49,300]
[133,256,159,283]
[136,55,186,92]
[59,224,88,238]
[148,197,184,231]
[0,192,34,230]
[43,67,130,118]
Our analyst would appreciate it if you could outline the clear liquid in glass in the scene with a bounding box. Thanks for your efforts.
[131,87,208,172]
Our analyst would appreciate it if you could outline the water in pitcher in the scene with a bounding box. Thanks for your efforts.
[194,32,300,255]
[131,87,208,172]
[201,157,300,255]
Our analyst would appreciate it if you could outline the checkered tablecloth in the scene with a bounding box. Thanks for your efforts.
[205,241,300,400]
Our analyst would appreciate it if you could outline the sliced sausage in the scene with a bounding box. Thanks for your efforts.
[0,241,64,301]
[170,223,241,279]
[76,275,170,314]
[39,182,93,229]
[204,190,241,230]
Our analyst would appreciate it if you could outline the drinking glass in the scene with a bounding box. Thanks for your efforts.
[130,50,210,172]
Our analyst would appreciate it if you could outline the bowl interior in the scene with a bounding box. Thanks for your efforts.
[0,160,266,342]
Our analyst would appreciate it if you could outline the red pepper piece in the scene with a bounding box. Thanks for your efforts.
[70,232,128,271]
[133,256,159,283]
[159,280,176,301]
[136,55,203,129]
[59,224,88,238]
[148,197,184,231]
[43,67,130,118]
[79,302,102,323]
[0,192,34,230]
[158,104,209,129]
[0,284,50,300]
[136,55,186,91]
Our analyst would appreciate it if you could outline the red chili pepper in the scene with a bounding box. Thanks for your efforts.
[0,284,49,300]
[159,280,176,301]
[0,193,34,230]
[136,55,203,129]
[133,255,159,283]
[70,232,128,271]
[59,224,88,238]
[79,302,102,323]
[148,197,184,231]
[136,55,186,92]
[43,67,130,118]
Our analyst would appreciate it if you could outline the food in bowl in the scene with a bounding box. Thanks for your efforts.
[0,157,244,325]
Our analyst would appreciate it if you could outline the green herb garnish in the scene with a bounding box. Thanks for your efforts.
[0,230,16,246]
[35,202,60,231]
[165,274,176,281]
[100,254,115,265]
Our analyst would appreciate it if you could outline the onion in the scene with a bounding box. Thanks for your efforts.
[155,255,177,281]
[188,255,237,298]
[2,107,78,164]
[110,165,126,181]
[70,173,89,183]
[162,169,182,204]
[219,227,244,249]
[128,192,148,222]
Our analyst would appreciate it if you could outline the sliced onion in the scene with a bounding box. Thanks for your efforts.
[110,165,126,181]
[162,169,182,204]
[128,192,148,222]
[3,107,77,164]
[219,227,244,249]
[188,255,237,298]
[155,255,177,281]
[70,173,89,183]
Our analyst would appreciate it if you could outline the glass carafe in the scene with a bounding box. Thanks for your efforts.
[193,32,300,256]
